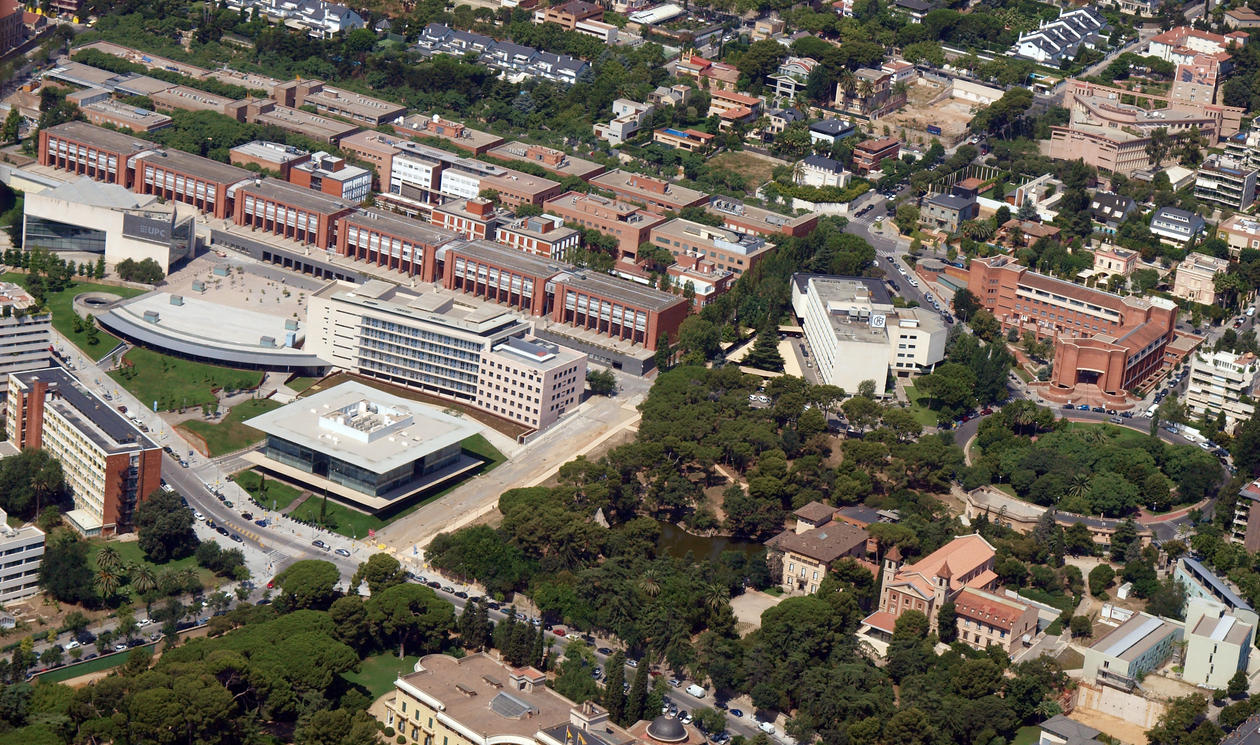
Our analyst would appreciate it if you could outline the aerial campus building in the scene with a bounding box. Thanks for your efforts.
[242,381,485,511]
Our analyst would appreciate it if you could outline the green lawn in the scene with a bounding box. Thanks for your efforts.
[1014,366,1033,383]
[903,384,940,428]
[1012,726,1040,745]
[288,434,507,539]
[343,653,419,698]
[234,470,305,512]
[36,649,132,684]
[84,539,216,601]
[0,272,146,359]
[179,399,281,457]
[286,376,321,393]
[108,347,263,411]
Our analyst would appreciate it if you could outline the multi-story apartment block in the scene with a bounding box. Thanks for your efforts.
[1146,26,1249,66]
[967,256,1179,399]
[1185,350,1260,433]
[1182,598,1254,690]
[649,218,775,278]
[288,152,372,203]
[1171,251,1231,305]
[496,215,580,260]
[1195,156,1258,210]
[543,191,664,260]
[306,280,585,429]
[1234,479,1260,551]
[0,509,43,604]
[6,368,161,537]
[0,284,49,398]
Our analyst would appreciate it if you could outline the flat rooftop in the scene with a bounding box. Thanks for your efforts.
[42,120,152,154]
[486,141,606,180]
[251,103,360,141]
[444,238,568,279]
[136,147,253,185]
[480,168,561,198]
[315,278,527,336]
[238,177,356,214]
[1089,612,1179,663]
[589,170,707,207]
[12,367,156,454]
[75,41,211,79]
[46,61,124,89]
[244,380,482,474]
[394,113,505,150]
[492,335,585,371]
[83,100,172,129]
[653,218,771,257]
[205,68,283,91]
[555,269,687,312]
[39,176,158,210]
[302,84,407,120]
[151,85,233,111]
[114,74,178,96]
[230,140,310,165]
[107,291,307,350]
[706,196,814,231]
[342,208,459,245]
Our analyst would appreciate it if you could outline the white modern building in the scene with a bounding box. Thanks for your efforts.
[1011,7,1108,65]
[306,280,587,430]
[0,283,49,398]
[791,274,947,397]
[1182,597,1254,690]
[0,508,43,604]
[797,155,850,188]
[1185,350,1260,433]
[594,99,654,145]
[22,177,196,275]
[1081,611,1182,688]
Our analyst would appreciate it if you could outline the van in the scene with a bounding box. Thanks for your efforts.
[1248,307,1256,317]
[1145,405,1157,417]
[686,684,706,698]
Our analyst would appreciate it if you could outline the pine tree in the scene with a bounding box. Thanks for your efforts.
[476,601,492,652]
[459,600,478,647]
[604,651,627,724]
[531,624,545,669]
[626,661,649,723]
[94,255,105,279]
[493,606,517,653]
[743,326,784,372]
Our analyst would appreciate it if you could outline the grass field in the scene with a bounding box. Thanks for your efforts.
[708,151,783,192]
[903,384,940,428]
[179,399,281,457]
[0,272,146,359]
[286,376,321,393]
[234,470,305,512]
[343,653,419,698]
[108,347,263,411]
[85,540,215,599]
[1012,726,1040,745]
[287,434,508,539]
[36,649,132,684]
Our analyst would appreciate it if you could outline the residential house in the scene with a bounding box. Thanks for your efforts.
[676,54,740,90]
[1089,191,1136,234]
[997,219,1060,248]
[1171,251,1230,305]
[1150,206,1206,244]
[797,154,849,188]
[893,0,934,23]
[835,68,905,119]
[921,192,978,233]
[707,89,763,129]
[648,84,694,108]
[1092,245,1139,280]
[808,118,857,148]
[1037,715,1105,745]
[652,128,715,153]
[764,108,805,137]
[770,57,818,100]
[1011,7,1108,66]
[1219,214,1260,257]
[594,99,654,145]
[852,138,900,174]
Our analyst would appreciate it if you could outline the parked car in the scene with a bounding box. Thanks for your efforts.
[312,539,328,549]
[334,548,351,557]
[758,722,776,735]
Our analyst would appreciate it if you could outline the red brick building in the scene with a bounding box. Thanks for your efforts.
[442,240,688,351]
[233,178,356,250]
[38,121,151,187]
[589,171,709,214]
[706,196,819,238]
[852,137,900,174]
[335,208,457,281]
[432,198,504,240]
[6,368,161,537]
[967,256,1179,399]
[132,148,253,220]
[543,191,665,261]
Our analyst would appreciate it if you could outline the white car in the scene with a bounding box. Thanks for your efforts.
[193,511,205,521]
[137,618,150,626]
[897,266,907,275]
[758,722,776,735]
[65,640,80,650]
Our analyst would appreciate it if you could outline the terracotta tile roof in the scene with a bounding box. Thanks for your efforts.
[898,534,995,588]
[861,611,898,633]
[794,500,836,524]
[953,588,1029,631]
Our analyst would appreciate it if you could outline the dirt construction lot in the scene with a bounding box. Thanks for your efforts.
[884,81,976,145]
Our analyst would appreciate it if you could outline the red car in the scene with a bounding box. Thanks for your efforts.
[552,628,567,637]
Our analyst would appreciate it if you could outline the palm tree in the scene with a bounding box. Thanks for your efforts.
[94,568,120,599]
[1066,473,1092,503]
[701,583,728,613]
[96,546,122,572]
[637,571,661,598]
[836,69,856,106]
